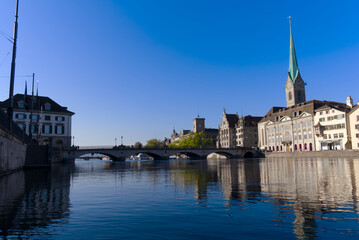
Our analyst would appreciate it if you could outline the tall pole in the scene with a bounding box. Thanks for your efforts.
[29,73,35,143]
[7,0,20,130]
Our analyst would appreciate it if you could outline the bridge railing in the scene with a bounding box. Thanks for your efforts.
[76,146,256,151]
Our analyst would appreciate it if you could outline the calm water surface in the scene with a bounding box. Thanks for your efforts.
[1,157,359,239]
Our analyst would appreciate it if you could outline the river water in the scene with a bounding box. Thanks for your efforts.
[1,157,359,239]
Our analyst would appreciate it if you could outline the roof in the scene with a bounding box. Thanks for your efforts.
[288,24,300,83]
[259,100,350,124]
[0,94,74,115]
[204,128,218,133]
[225,113,239,128]
[349,105,359,115]
[236,115,263,127]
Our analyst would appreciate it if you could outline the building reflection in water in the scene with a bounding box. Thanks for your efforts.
[0,163,74,238]
[171,157,359,239]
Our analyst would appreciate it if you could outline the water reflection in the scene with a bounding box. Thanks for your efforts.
[1,158,359,239]
[0,163,74,238]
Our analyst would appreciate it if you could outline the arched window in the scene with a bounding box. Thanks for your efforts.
[299,144,302,151]
[304,143,307,151]
[280,146,283,151]
[309,143,313,151]
[276,146,279,151]
[288,91,292,101]
[294,144,297,151]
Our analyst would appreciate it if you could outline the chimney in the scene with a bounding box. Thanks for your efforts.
[346,96,353,108]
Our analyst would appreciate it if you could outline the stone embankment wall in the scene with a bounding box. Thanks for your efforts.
[0,127,27,176]
[265,150,359,158]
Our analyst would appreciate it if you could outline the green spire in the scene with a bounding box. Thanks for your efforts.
[288,22,299,82]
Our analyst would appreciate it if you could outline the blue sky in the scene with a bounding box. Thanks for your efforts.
[0,0,358,146]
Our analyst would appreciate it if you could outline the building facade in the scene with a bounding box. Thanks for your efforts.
[235,115,262,148]
[347,100,359,150]
[313,102,351,150]
[0,94,74,147]
[219,110,239,148]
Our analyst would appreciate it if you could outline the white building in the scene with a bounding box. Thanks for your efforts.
[314,101,351,150]
[348,101,359,150]
[0,94,74,147]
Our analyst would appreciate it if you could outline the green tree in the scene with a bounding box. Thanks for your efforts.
[134,142,143,149]
[168,132,212,149]
[144,139,164,149]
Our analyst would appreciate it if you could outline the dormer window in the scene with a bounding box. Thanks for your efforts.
[18,101,24,109]
[44,103,51,111]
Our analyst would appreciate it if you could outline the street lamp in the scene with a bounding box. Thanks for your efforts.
[121,136,123,146]
[115,138,117,147]
[72,136,75,147]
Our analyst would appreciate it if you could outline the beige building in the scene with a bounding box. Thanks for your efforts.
[348,101,359,150]
[314,101,351,150]
[235,115,262,148]
[219,110,239,148]
[259,101,318,151]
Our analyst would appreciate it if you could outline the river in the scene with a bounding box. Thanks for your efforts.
[1,157,359,239]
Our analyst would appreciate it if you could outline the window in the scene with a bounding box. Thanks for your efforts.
[303,131,307,139]
[308,131,312,139]
[308,121,311,127]
[327,116,334,121]
[356,124,359,130]
[320,112,323,115]
[298,133,302,140]
[328,134,331,139]
[333,134,338,138]
[357,116,359,121]
[337,114,344,119]
[31,115,38,120]
[43,125,52,134]
[294,133,297,140]
[319,118,325,122]
[44,103,51,111]
[55,125,64,134]
[324,134,327,139]
[18,101,24,108]
[30,124,37,134]
[45,115,51,121]
[326,110,330,114]
[15,113,26,119]
[339,133,344,138]
[303,122,306,127]
[55,116,65,121]
[356,134,359,138]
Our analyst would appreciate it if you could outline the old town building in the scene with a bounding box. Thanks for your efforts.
[219,110,239,148]
[235,115,262,148]
[0,94,74,147]
[347,99,359,150]
[313,101,352,150]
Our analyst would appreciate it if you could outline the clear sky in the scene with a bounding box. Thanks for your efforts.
[0,0,358,146]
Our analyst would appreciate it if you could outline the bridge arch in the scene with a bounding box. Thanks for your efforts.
[207,151,234,159]
[243,151,254,158]
[131,152,162,160]
[77,152,118,161]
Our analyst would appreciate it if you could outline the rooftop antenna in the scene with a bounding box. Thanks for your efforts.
[7,0,20,130]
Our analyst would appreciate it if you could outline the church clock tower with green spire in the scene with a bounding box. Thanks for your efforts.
[285,19,306,107]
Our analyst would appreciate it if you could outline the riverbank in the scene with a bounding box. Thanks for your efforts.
[265,150,359,158]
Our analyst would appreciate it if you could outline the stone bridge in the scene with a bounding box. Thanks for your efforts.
[64,147,264,161]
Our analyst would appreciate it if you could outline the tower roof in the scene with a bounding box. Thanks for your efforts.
[288,23,300,82]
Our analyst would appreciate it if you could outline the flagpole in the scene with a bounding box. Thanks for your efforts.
[7,0,20,130]
[29,73,35,143]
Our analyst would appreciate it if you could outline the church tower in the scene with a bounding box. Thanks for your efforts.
[193,116,205,133]
[285,19,306,107]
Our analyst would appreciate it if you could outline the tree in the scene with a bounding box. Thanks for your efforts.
[168,132,212,149]
[134,142,142,149]
[144,139,164,149]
